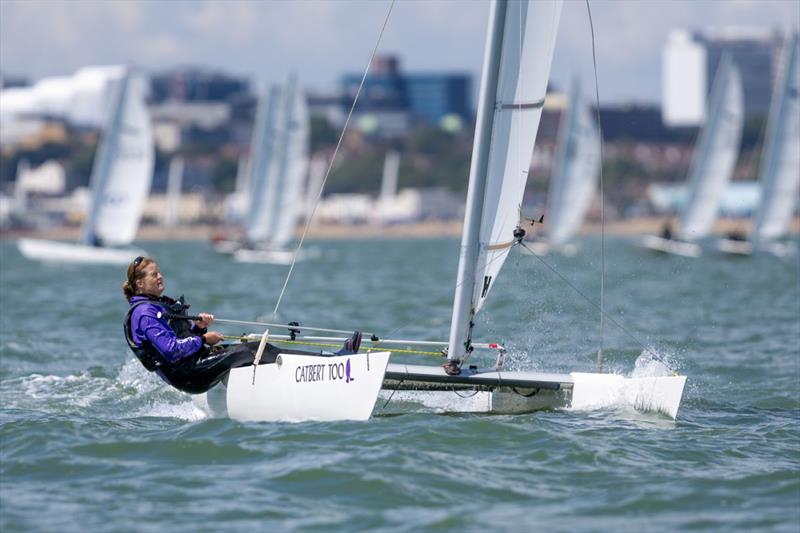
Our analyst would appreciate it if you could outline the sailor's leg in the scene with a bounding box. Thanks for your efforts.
[164,343,273,394]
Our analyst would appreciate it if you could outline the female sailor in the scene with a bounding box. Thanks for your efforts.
[123,256,361,394]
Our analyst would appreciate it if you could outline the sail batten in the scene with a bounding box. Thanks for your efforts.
[447,0,563,360]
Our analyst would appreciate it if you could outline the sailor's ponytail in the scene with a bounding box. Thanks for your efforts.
[123,256,155,301]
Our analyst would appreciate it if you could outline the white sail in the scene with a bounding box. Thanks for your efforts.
[448,0,562,358]
[678,55,744,242]
[546,79,600,246]
[304,153,328,221]
[164,156,184,227]
[267,79,309,249]
[752,33,800,242]
[380,150,401,201]
[82,72,154,246]
[244,86,282,243]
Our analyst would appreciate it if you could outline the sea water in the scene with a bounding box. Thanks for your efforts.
[1,237,798,531]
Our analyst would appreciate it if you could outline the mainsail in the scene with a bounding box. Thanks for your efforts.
[267,78,309,249]
[244,86,282,244]
[678,55,744,242]
[751,33,800,243]
[546,79,600,246]
[82,72,154,246]
[448,0,562,359]
[244,78,308,248]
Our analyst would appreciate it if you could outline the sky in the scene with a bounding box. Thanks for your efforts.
[1,0,798,105]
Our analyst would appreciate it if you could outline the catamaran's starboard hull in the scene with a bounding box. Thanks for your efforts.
[193,352,391,422]
[17,238,145,265]
[638,235,701,258]
[383,364,687,419]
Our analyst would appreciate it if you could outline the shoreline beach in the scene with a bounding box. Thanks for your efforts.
[2,217,798,242]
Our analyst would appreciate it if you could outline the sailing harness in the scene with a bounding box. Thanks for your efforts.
[123,295,204,372]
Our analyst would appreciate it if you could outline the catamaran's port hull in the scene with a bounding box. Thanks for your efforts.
[383,364,687,419]
[193,351,391,422]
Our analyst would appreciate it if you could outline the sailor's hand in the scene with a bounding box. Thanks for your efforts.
[202,332,224,346]
[195,313,214,328]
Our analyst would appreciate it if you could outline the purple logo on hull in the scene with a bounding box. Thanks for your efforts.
[346,358,354,383]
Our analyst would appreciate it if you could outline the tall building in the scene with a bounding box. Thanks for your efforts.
[338,55,471,136]
[662,28,786,127]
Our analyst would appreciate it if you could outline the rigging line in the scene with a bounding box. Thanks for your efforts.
[519,240,659,361]
[585,0,606,373]
[271,0,397,319]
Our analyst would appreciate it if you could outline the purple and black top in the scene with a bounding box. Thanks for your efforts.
[127,295,203,363]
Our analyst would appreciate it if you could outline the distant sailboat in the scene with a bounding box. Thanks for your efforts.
[18,70,154,264]
[716,33,800,257]
[640,54,744,258]
[218,77,310,264]
[527,78,600,255]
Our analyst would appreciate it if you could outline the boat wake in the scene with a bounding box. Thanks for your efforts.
[0,358,206,422]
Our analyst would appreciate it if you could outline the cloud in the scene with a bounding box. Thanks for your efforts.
[1,0,797,104]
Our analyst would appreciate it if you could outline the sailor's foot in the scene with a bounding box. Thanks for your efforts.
[336,331,362,355]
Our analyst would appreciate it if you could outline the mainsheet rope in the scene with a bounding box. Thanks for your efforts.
[271,0,397,320]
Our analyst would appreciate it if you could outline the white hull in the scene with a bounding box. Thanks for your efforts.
[638,235,701,258]
[383,363,686,419]
[234,247,317,265]
[212,239,242,255]
[193,352,391,422]
[715,238,797,258]
[17,238,145,265]
[714,238,753,256]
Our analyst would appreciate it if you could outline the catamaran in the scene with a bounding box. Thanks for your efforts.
[526,78,600,256]
[639,54,744,258]
[213,77,310,265]
[193,0,686,423]
[715,33,799,257]
[18,70,154,265]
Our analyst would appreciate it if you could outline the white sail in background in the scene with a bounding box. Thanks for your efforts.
[303,153,328,221]
[164,156,184,227]
[267,78,309,249]
[82,72,154,246]
[678,55,744,242]
[448,0,562,358]
[546,79,600,246]
[244,86,282,244]
[380,150,401,201]
[752,33,800,243]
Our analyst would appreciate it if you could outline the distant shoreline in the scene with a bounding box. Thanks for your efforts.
[2,217,798,242]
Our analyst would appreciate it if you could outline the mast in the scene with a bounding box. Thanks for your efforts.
[447,0,507,361]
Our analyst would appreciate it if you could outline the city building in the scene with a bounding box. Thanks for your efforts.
[338,55,472,137]
[662,28,787,126]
